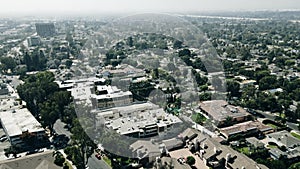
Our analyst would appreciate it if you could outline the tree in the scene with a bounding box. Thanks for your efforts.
[62,104,77,127]
[259,75,278,90]
[17,71,59,117]
[53,151,65,166]
[0,57,16,73]
[256,158,286,169]
[65,59,73,69]
[199,92,211,101]
[192,113,206,125]
[173,40,183,49]
[20,131,37,146]
[52,91,72,117]
[126,37,133,47]
[255,70,270,82]
[194,73,208,86]
[4,145,21,158]
[240,85,256,107]
[289,162,300,169]
[129,80,155,100]
[178,49,191,57]
[223,116,233,127]
[186,156,195,166]
[39,101,60,135]
[226,80,240,98]
[63,164,70,169]
[70,119,96,169]
[24,49,47,71]
[24,52,32,70]
[38,50,47,70]
[192,58,206,72]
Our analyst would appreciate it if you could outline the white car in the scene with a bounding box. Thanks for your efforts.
[0,136,7,142]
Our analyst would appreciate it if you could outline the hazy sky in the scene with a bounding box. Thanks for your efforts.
[1,0,300,16]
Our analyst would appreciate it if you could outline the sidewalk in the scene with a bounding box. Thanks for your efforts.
[58,149,77,169]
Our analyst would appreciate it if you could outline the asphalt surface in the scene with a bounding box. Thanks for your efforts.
[53,119,72,138]
[54,120,111,169]
[255,109,299,131]
[87,153,111,169]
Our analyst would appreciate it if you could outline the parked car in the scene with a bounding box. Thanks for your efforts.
[0,136,7,142]
[95,153,101,160]
[26,149,39,155]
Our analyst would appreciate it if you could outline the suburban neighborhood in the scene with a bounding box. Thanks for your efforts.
[0,3,300,169]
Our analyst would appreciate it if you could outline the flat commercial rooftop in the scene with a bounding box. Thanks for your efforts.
[0,108,45,137]
[95,102,159,116]
[199,100,249,122]
[106,108,182,135]
[91,85,132,100]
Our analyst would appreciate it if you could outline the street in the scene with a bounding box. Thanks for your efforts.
[255,109,299,131]
[54,119,112,169]
[87,153,111,169]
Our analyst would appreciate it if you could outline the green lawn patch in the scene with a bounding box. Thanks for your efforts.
[267,144,278,148]
[103,156,112,167]
[291,132,300,140]
[237,147,250,155]
[266,123,279,129]
[191,113,207,124]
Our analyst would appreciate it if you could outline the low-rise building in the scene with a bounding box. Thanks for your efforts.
[0,150,60,169]
[0,108,46,146]
[178,128,268,169]
[266,131,300,161]
[100,64,145,78]
[0,82,47,147]
[155,157,192,169]
[238,80,256,89]
[246,137,265,149]
[199,100,250,127]
[91,85,133,108]
[130,140,162,165]
[103,105,182,138]
[219,121,273,140]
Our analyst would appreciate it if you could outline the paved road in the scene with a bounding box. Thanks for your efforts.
[87,153,111,169]
[287,122,299,131]
[255,109,299,131]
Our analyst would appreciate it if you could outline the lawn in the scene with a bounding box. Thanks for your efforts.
[266,123,279,129]
[191,113,207,124]
[291,132,300,140]
[103,156,112,167]
[267,144,278,148]
[237,147,250,155]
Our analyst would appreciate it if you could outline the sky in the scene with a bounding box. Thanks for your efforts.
[0,0,300,16]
